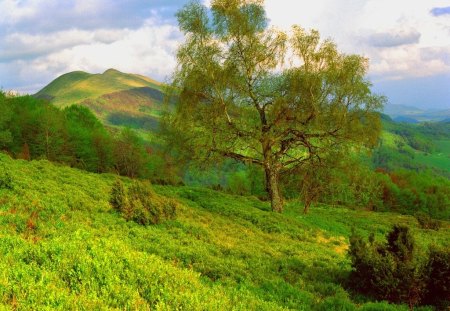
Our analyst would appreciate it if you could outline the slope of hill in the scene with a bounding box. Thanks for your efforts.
[35,68,162,106]
[34,69,165,138]
[0,153,448,310]
[374,116,450,175]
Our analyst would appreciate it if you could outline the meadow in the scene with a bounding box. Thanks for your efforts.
[0,153,448,310]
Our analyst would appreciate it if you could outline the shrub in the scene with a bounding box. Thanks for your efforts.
[416,213,441,230]
[0,163,13,190]
[422,247,450,309]
[109,179,127,212]
[109,179,177,225]
[348,225,427,307]
[128,181,162,225]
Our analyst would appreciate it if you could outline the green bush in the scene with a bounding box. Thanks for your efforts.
[416,213,441,230]
[0,162,13,190]
[349,225,426,307]
[422,247,450,309]
[349,225,450,309]
[109,179,127,212]
[109,179,177,225]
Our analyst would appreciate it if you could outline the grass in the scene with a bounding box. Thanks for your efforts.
[0,153,448,310]
[414,139,450,171]
[379,129,450,174]
[35,69,161,108]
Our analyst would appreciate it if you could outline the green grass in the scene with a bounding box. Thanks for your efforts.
[35,69,162,107]
[0,154,448,310]
[413,139,450,171]
[379,128,450,174]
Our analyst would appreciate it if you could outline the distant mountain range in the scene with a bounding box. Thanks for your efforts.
[383,104,450,123]
[34,69,166,131]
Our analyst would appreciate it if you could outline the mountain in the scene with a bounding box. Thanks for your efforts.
[383,104,450,122]
[34,69,166,132]
[384,104,425,117]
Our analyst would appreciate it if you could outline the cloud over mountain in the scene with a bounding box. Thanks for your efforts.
[367,29,421,48]
[0,0,449,109]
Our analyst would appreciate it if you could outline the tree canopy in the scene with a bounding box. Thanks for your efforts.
[167,0,385,212]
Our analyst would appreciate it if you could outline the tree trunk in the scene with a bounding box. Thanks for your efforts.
[265,166,283,213]
[303,200,311,214]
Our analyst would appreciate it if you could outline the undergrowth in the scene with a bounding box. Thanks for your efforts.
[0,153,448,310]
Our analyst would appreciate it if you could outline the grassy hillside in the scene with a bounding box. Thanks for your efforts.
[0,153,448,310]
[34,69,165,142]
[35,69,161,107]
[374,116,450,175]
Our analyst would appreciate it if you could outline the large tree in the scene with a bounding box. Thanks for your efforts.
[167,0,385,212]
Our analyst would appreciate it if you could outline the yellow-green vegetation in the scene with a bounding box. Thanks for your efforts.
[374,116,450,175]
[36,68,161,107]
[0,153,448,310]
[35,69,166,143]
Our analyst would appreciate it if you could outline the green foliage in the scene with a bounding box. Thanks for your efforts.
[0,92,13,148]
[64,105,113,172]
[377,170,450,219]
[110,179,177,225]
[349,225,449,308]
[112,128,148,178]
[0,162,13,190]
[0,142,448,310]
[228,170,252,196]
[422,247,450,309]
[416,212,441,230]
[107,112,158,130]
[0,93,168,180]
[168,0,384,212]
[109,179,128,213]
[374,118,450,175]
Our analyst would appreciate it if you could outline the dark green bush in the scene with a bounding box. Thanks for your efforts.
[416,213,441,230]
[348,225,426,307]
[0,163,13,190]
[109,179,177,225]
[423,247,450,309]
[109,179,127,212]
[128,181,162,225]
[349,225,450,309]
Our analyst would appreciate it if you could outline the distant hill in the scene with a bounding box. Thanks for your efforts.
[375,115,450,175]
[383,104,450,122]
[393,116,420,124]
[34,69,166,134]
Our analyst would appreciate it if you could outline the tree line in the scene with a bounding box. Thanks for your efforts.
[0,92,163,179]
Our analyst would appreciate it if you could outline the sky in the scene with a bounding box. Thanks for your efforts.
[0,0,449,110]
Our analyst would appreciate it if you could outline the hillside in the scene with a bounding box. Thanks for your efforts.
[0,153,448,310]
[34,69,165,136]
[34,70,450,175]
[374,115,450,175]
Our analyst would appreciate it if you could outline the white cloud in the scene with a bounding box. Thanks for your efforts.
[1,0,449,109]
[264,0,450,80]
[1,19,182,93]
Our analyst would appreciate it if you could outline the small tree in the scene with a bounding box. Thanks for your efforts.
[166,0,384,212]
[0,92,13,149]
